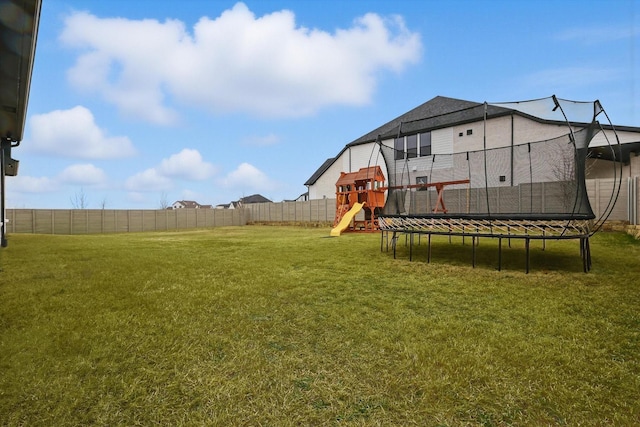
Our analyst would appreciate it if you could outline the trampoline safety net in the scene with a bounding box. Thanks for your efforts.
[377,96,622,238]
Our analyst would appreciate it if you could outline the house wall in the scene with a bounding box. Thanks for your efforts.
[308,159,345,200]
[308,143,386,200]
[587,151,640,180]
[591,128,640,146]
[449,115,569,154]
[383,116,579,191]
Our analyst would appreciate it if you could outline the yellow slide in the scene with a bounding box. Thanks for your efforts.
[330,202,364,237]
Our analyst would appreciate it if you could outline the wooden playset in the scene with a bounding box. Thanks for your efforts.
[331,166,386,235]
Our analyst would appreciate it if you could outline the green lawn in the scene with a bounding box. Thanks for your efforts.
[1,226,639,426]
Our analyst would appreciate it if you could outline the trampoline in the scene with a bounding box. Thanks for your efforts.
[376,95,622,272]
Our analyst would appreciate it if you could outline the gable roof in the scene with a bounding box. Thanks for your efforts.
[348,96,515,146]
[239,194,271,204]
[173,200,200,208]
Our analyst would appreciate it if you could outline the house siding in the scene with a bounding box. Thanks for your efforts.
[309,144,387,200]
[309,158,344,200]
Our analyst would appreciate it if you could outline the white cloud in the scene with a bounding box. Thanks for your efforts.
[8,175,59,193]
[125,148,215,192]
[60,3,422,122]
[28,106,136,159]
[125,168,173,192]
[218,162,277,192]
[58,163,108,186]
[158,148,216,180]
[7,163,108,194]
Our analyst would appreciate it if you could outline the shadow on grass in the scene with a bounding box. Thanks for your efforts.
[388,235,587,273]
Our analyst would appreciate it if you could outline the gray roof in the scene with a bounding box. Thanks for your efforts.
[239,194,271,204]
[174,200,201,208]
[348,96,515,146]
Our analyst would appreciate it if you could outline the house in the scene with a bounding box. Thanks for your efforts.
[216,194,272,209]
[305,96,640,202]
[171,200,206,209]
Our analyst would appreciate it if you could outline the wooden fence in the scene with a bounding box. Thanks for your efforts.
[242,198,335,223]
[5,207,248,234]
[4,178,639,235]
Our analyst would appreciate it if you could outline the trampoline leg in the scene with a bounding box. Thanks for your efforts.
[427,233,432,263]
[498,237,502,271]
[472,235,476,268]
[581,237,591,273]
[582,238,587,273]
[525,238,530,274]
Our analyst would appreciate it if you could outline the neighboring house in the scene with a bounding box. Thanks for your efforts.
[305,96,640,201]
[238,194,272,204]
[294,192,309,202]
[172,200,204,209]
[216,194,272,209]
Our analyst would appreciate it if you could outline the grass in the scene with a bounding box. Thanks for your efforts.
[0,226,639,426]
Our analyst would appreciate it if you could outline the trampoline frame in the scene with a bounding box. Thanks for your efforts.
[379,215,592,273]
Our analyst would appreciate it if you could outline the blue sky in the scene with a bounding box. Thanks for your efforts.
[8,0,640,209]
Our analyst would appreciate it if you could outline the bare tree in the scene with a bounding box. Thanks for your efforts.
[71,188,88,209]
[99,197,108,210]
[159,191,170,209]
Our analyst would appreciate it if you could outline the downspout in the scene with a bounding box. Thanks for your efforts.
[510,113,514,186]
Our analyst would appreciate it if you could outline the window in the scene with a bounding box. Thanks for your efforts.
[467,129,473,135]
[406,134,417,158]
[419,132,431,157]
[394,137,404,160]
[416,176,428,191]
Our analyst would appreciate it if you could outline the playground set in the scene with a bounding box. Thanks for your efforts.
[330,166,385,236]
[330,165,470,236]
